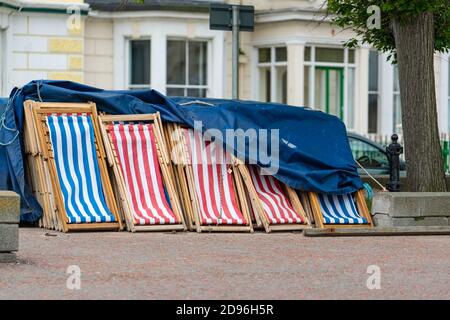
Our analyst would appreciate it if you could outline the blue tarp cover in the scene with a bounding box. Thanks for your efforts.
[0,80,363,222]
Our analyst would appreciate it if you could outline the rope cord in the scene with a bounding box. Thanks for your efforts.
[0,89,21,146]
[355,159,387,192]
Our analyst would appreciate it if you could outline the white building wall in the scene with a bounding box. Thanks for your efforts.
[84,17,114,89]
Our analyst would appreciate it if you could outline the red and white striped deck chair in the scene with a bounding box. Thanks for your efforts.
[238,165,311,232]
[168,124,253,233]
[99,114,186,232]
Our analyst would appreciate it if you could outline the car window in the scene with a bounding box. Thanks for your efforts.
[348,137,389,169]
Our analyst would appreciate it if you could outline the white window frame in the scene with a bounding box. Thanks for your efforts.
[393,65,402,133]
[448,55,450,132]
[126,37,152,90]
[303,45,357,127]
[444,53,450,133]
[368,50,380,133]
[256,46,288,103]
[166,38,210,97]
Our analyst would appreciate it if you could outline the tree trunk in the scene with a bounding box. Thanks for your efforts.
[392,12,447,192]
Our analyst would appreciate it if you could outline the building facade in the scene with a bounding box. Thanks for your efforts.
[0,0,449,136]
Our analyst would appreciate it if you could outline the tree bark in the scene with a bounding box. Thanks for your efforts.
[392,12,447,192]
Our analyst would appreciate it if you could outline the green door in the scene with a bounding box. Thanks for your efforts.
[314,66,344,119]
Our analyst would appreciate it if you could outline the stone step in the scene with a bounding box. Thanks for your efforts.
[304,226,450,237]
[0,224,19,252]
[0,191,20,224]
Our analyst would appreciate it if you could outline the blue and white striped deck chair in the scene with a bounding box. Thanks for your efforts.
[29,100,122,232]
[308,190,373,228]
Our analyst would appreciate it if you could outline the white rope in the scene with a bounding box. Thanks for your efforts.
[36,80,43,102]
[355,159,387,192]
[0,89,21,146]
[179,100,215,107]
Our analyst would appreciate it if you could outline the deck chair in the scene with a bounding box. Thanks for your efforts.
[24,103,62,231]
[307,190,373,229]
[98,114,186,232]
[167,123,253,233]
[27,100,122,232]
[238,165,311,232]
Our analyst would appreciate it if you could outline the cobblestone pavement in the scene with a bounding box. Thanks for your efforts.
[1,228,449,299]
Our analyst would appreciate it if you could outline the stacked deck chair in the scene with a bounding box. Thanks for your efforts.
[307,190,373,229]
[25,100,122,232]
[238,165,311,233]
[98,114,186,232]
[24,102,61,231]
[166,123,253,233]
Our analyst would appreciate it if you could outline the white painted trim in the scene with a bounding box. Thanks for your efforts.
[210,31,224,98]
[343,47,349,126]
[251,46,258,101]
[256,10,331,24]
[378,53,394,134]
[355,47,369,133]
[89,10,208,20]
[252,36,349,48]
[2,0,89,11]
[152,32,166,94]
[439,53,449,132]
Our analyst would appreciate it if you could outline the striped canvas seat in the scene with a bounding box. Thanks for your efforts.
[248,166,304,224]
[183,128,247,225]
[108,123,179,225]
[47,115,116,224]
[317,193,368,224]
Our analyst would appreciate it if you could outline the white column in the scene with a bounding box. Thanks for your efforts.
[151,32,166,94]
[378,53,394,134]
[354,47,369,133]
[439,53,449,133]
[286,40,305,106]
[210,31,225,98]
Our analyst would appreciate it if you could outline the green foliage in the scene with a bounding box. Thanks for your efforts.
[327,0,450,61]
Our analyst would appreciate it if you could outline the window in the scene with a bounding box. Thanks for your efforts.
[393,65,402,133]
[129,39,151,89]
[166,39,208,97]
[368,50,379,133]
[304,46,356,128]
[349,137,389,169]
[257,46,287,104]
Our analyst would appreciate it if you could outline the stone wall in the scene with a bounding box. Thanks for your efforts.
[10,11,85,88]
[372,192,450,227]
[0,191,20,263]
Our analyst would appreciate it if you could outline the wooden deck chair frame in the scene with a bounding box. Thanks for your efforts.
[307,190,374,229]
[98,113,186,232]
[165,123,253,233]
[237,163,312,233]
[26,100,122,232]
[23,103,62,231]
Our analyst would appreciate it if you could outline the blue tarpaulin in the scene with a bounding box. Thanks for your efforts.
[0,80,363,223]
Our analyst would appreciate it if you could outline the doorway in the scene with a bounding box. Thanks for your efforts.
[314,66,344,119]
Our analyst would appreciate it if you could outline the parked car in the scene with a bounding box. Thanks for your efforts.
[347,132,406,176]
